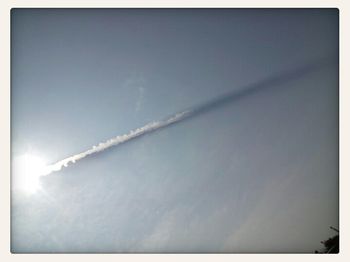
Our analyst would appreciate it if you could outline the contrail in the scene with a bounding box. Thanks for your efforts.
[46,110,192,174]
[44,57,337,175]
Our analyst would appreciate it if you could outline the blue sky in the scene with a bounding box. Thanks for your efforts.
[11,9,338,253]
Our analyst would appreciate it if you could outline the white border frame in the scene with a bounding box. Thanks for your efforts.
[1,1,348,261]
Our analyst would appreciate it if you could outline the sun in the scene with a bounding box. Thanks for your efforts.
[13,153,49,194]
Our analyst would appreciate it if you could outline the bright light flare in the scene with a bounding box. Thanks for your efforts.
[12,154,50,194]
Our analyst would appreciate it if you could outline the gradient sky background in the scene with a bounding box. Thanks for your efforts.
[11,9,338,253]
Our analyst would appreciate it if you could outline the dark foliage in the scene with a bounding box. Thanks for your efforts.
[315,227,339,253]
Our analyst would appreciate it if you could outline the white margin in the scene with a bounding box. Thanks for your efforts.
[1,1,348,262]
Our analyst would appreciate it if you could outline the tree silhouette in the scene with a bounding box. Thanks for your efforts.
[315,226,339,253]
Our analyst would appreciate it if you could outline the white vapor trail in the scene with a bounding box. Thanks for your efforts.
[45,110,191,175]
[42,57,332,176]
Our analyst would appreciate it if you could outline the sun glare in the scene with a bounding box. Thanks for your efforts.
[13,153,49,194]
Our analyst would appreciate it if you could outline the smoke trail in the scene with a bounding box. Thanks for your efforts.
[46,110,192,174]
[45,57,337,175]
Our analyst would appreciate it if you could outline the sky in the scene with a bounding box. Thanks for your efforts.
[11,9,338,253]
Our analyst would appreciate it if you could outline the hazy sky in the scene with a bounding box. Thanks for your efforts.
[11,9,338,253]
